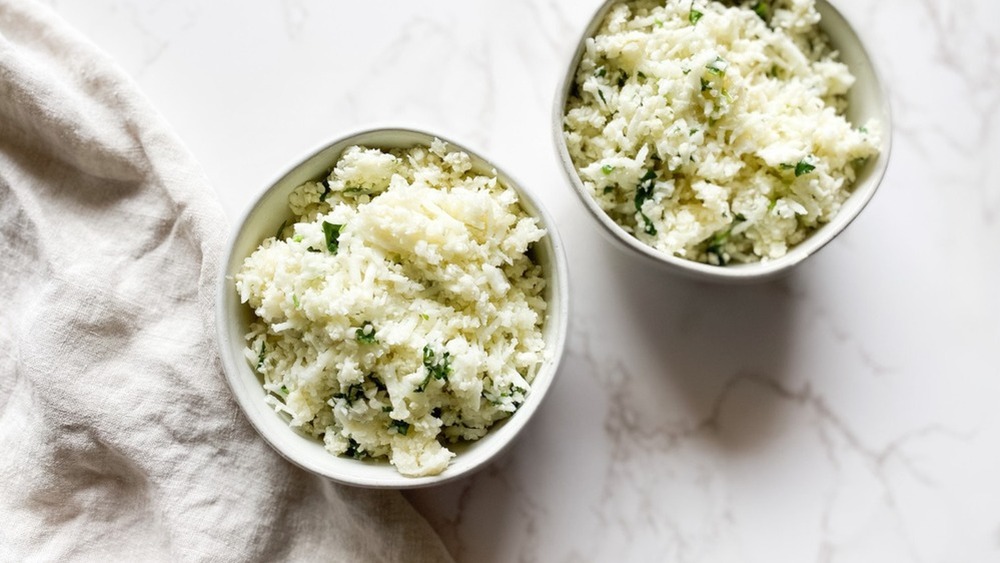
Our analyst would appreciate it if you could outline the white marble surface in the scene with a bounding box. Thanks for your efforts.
[42,0,1000,561]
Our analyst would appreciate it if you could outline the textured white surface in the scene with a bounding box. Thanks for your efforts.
[42,0,1000,560]
[0,1,450,560]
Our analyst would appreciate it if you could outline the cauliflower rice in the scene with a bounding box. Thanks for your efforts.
[563,0,880,264]
[235,140,548,477]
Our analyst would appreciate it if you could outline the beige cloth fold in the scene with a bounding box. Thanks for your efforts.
[0,1,452,560]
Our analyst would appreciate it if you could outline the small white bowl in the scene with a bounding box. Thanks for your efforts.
[553,0,892,283]
[216,127,569,488]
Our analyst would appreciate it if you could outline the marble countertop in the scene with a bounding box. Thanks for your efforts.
[43,0,1000,560]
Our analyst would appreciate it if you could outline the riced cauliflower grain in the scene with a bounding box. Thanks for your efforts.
[563,0,881,265]
[235,140,548,477]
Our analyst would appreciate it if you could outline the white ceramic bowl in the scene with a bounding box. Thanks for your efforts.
[216,127,569,488]
[554,0,892,283]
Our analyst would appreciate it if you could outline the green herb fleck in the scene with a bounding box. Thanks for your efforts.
[706,229,731,266]
[356,321,378,344]
[617,72,628,88]
[635,170,658,236]
[334,383,366,406]
[858,125,869,134]
[382,405,393,413]
[753,1,770,22]
[603,186,615,195]
[256,342,266,371]
[420,313,430,321]
[292,294,300,309]
[597,89,607,105]
[735,213,747,222]
[601,164,615,175]
[794,160,816,177]
[689,7,704,25]
[390,419,410,436]
[292,234,304,243]
[637,71,647,79]
[595,66,607,78]
[322,221,343,253]
[345,438,364,459]
[706,56,728,77]
[319,178,332,202]
[280,385,288,394]
[417,344,452,392]
[654,18,664,27]
[701,78,712,92]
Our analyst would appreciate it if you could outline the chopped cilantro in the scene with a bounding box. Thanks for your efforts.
[706,56,728,76]
[689,7,704,25]
[356,321,377,344]
[319,178,332,202]
[419,313,430,321]
[256,342,266,371]
[735,213,747,222]
[601,164,615,175]
[635,170,658,236]
[345,438,364,459]
[598,89,607,105]
[795,160,816,177]
[292,294,299,308]
[782,159,816,176]
[390,419,410,436]
[334,383,366,406]
[617,72,628,88]
[701,78,711,92]
[322,221,343,253]
[858,125,869,134]
[706,229,731,266]
[753,1,770,22]
[292,234,304,243]
[417,344,452,392]
[280,385,288,394]
[595,66,606,78]
[637,71,647,79]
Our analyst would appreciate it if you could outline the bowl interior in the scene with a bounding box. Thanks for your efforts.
[553,0,892,282]
[217,128,568,488]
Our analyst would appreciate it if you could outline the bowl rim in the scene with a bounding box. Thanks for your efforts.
[216,125,569,488]
[552,0,893,283]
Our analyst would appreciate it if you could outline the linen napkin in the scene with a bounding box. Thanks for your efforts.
[0,1,452,560]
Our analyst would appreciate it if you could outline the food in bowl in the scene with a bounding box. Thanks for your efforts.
[562,0,881,265]
[234,140,548,477]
